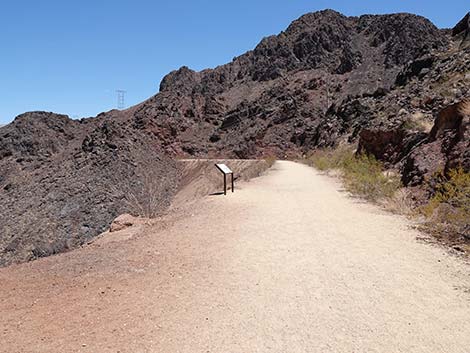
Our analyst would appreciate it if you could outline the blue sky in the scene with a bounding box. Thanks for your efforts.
[0,0,468,124]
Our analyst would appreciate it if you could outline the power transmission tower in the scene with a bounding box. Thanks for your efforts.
[116,90,126,110]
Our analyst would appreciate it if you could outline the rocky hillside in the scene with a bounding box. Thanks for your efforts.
[0,112,179,266]
[1,10,468,266]
[136,10,448,158]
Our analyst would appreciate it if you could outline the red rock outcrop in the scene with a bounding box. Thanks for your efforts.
[402,100,469,186]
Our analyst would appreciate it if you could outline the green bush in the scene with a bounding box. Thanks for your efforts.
[306,146,354,171]
[342,154,401,201]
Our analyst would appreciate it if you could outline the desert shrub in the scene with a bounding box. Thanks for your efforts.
[421,167,470,238]
[342,153,401,201]
[122,170,166,218]
[264,155,277,168]
[306,146,354,171]
[306,147,402,202]
[307,148,469,242]
[108,161,172,219]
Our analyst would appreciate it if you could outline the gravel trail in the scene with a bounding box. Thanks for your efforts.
[1,161,469,353]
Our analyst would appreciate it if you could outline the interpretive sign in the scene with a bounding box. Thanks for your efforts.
[215,163,234,195]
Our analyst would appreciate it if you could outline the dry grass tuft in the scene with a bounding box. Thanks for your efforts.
[381,188,415,214]
[402,112,434,133]
[264,155,277,168]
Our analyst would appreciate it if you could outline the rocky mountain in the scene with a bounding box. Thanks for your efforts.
[1,10,469,266]
[136,10,448,158]
[0,112,179,266]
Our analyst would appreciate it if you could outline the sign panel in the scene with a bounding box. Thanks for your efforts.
[215,163,233,174]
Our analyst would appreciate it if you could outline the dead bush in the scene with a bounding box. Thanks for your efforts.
[109,160,172,219]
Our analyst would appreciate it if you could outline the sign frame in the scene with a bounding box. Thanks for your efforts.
[215,163,234,195]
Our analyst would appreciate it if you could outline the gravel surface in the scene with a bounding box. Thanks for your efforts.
[0,161,469,352]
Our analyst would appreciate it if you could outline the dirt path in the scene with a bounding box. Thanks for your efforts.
[1,161,469,353]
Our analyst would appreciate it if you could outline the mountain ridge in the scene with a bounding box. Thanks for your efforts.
[0,10,468,266]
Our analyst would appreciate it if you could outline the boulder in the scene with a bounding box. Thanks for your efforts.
[109,214,137,233]
[357,128,427,165]
[396,56,435,86]
[401,141,446,186]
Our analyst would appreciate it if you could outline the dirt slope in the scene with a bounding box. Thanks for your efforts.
[1,161,469,353]
[172,158,270,208]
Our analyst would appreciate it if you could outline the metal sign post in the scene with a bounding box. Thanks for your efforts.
[215,163,234,195]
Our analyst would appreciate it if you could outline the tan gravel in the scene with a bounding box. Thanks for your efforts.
[1,161,469,353]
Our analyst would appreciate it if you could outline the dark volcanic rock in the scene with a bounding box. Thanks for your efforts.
[358,13,448,67]
[402,141,447,186]
[396,56,435,86]
[250,10,361,80]
[0,113,179,266]
[0,112,76,159]
[159,66,200,93]
[0,10,464,266]
[149,11,448,158]
[453,12,470,48]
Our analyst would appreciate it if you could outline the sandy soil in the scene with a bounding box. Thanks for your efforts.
[1,161,469,353]
[172,159,270,208]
